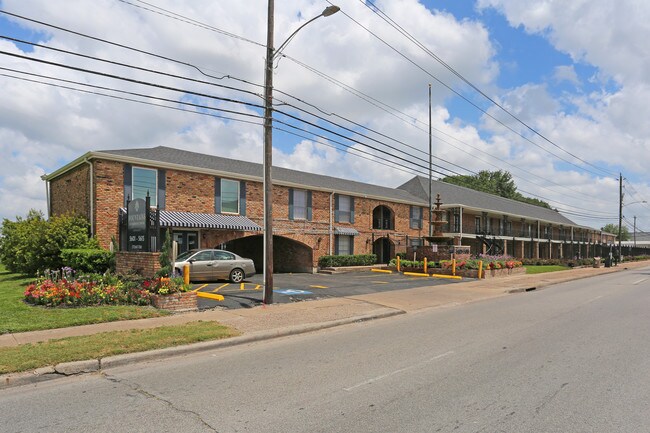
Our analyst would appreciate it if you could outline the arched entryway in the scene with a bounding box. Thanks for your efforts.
[373,237,394,264]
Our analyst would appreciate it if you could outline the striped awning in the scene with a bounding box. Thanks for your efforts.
[334,226,359,236]
[159,210,261,231]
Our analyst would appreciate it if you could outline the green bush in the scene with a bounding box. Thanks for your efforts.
[60,249,115,274]
[0,210,96,276]
[318,254,377,267]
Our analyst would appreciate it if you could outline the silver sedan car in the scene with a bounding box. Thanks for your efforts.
[173,249,256,283]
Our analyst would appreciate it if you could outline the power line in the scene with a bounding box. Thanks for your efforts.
[359,0,616,178]
[329,1,613,178]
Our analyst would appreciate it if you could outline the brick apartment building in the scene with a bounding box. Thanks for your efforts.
[42,146,616,272]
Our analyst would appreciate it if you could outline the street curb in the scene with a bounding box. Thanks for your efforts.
[0,309,404,390]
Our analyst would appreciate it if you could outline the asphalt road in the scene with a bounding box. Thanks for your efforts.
[3,267,650,432]
[196,270,463,309]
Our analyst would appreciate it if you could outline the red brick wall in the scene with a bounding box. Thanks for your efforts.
[166,170,214,213]
[115,251,161,278]
[50,164,90,219]
[94,159,124,248]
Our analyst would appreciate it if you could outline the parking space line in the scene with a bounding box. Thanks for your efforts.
[370,281,389,284]
[309,285,328,289]
[212,283,230,293]
[240,282,245,290]
[192,284,208,292]
[197,292,224,301]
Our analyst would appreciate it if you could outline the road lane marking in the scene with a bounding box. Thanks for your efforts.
[343,351,454,392]
[632,278,648,285]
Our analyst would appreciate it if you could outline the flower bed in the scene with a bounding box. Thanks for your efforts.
[24,268,191,308]
[390,254,524,279]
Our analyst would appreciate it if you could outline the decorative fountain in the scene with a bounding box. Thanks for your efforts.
[416,194,469,262]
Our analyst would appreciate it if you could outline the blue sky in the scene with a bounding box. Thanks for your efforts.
[1,0,650,231]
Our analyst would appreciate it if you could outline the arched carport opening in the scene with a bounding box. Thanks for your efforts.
[373,236,394,264]
[224,235,313,273]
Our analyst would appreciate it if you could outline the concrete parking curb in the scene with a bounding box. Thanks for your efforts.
[0,309,404,390]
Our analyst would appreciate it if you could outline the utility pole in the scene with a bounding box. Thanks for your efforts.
[262,0,275,304]
[634,215,637,247]
[618,173,623,264]
[428,83,432,238]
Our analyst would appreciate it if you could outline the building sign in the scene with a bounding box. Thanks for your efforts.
[127,198,147,251]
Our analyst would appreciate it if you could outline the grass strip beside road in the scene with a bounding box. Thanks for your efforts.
[525,265,570,274]
[0,321,240,374]
[0,266,168,334]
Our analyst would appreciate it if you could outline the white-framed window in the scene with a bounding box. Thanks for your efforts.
[221,179,239,214]
[292,189,308,220]
[132,166,157,206]
[336,235,353,255]
[337,195,352,223]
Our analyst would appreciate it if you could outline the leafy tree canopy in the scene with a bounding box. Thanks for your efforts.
[600,223,630,241]
[441,170,552,209]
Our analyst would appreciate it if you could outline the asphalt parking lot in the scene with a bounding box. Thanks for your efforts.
[192,270,466,309]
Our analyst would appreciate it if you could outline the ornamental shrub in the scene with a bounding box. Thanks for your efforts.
[0,210,97,276]
[60,249,115,274]
[318,254,377,267]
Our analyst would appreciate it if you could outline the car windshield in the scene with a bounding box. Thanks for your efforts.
[176,250,196,262]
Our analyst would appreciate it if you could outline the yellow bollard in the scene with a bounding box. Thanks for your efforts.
[396,255,401,272]
[183,263,190,286]
[424,257,428,274]
[478,260,483,279]
[452,259,456,276]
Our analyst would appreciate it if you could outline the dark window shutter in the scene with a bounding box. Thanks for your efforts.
[306,191,313,221]
[334,235,339,255]
[334,194,340,222]
[157,169,166,210]
[123,164,132,206]
[350,197,355,224]
[419,207,423,229]
[239,181,246,216]
[214,177,221,213]
[350,236,354,254]
[288,188,294,220]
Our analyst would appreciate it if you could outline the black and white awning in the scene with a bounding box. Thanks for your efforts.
[334,226,360,236]
[159,210,261,231]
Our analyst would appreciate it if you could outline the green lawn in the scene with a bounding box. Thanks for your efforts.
[0,321,240,374]
[525,265,570,274]
[0,265,168,334]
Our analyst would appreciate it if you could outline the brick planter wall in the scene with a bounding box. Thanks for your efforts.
[150,291,197,312]
[483,266,527,279]
[115,252,161,278]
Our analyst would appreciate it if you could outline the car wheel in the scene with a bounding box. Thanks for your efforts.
[229,268,244,283]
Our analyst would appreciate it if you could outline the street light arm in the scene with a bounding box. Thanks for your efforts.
[273,6,340,59]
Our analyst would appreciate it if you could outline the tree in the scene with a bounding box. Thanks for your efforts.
[600,223,630,241]
[441,170,551,209]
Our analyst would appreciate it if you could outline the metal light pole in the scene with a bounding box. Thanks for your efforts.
[428,83,432,238]
[262,3,340,304]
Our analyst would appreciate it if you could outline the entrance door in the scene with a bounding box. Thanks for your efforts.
[373,237,394,264]
[173,231,198,254]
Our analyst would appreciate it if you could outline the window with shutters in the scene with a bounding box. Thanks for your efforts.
[221,179,239,214]
[410,206,423,229]
[292,189,308,220]
[132,167,157,207]
[337,195,352,223]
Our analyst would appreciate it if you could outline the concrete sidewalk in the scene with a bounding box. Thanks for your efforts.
[2,261,648,389]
